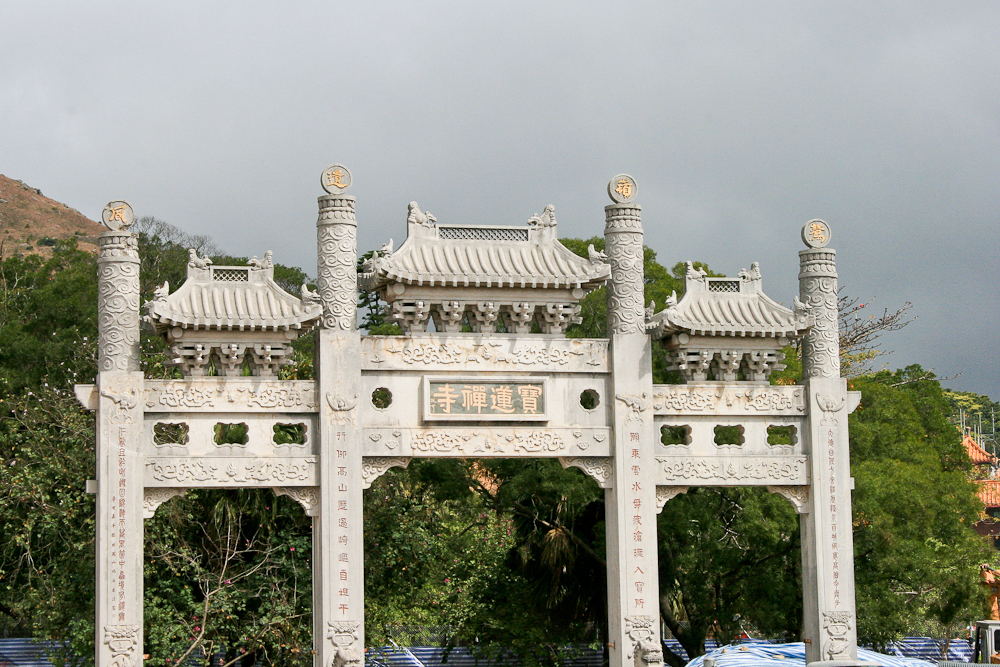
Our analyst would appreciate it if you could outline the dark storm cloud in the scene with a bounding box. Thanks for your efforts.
[2,1,997,396]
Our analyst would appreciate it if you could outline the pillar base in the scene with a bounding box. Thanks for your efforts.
[806,661,882,667]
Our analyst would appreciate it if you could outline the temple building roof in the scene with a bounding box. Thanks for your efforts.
[965,434,998,466]
[145,250,322,332]
[358,203,610,292]
[647,262,813,339]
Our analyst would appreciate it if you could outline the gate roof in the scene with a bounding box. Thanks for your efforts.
[358,203,610,291]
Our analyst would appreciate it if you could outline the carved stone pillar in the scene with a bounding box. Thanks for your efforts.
[95,222,145,667]
[798,221,839,380]
[797,221,871,666]
[315,171,364,667]
[603,177,662,667]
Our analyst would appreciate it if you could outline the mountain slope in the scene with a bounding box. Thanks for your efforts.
[0,174,105,258]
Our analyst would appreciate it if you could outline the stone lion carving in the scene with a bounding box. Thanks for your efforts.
[332,645,363,667]
[634,637,663,667]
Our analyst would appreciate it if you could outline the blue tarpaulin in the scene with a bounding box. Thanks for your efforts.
[685,642,935,667]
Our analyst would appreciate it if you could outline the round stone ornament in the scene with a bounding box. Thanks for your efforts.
[801,219,832,248]
[321,164,352,194]
[608,174,637,204]
[101,200,135,231]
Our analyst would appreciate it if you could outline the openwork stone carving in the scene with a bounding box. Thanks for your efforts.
[143,488,186,519]
[104,624,140,667]
[361,457,411,489]
[317,195,358,331]
[558,457,612,488]
[654,486,689,513]
[98,232,140,373]
[273,486,320,516]
[766,485,810,513]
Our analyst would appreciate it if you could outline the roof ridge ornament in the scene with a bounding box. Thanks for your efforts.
[407,201,436,227]
[527,204,557,228]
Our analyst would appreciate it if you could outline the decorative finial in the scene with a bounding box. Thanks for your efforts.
[101,200,135,231]
[321,164,352,194]
[607,174,637,204]
[801,219,832,248]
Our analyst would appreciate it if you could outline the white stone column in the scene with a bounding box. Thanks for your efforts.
[95,229,145,667]
[798,223,868,666]
[604,188,663,667]
[315,189,365,667]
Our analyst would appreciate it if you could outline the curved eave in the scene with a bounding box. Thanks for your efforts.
[361,240,610,291]
[146,280,322,333]
[648,294,813,339]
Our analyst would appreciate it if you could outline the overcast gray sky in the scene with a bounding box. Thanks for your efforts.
[3,2,997,399]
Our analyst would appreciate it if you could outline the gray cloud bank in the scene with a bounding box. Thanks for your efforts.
[2,2,997,397]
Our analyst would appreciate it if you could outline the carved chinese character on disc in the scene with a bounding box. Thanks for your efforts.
[608,174,637,204]
[802,219,832,248]
[321,164,352,194]
[101,200,135,231]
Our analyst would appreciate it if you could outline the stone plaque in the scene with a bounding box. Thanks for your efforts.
[321,164,352,194]
[422,377,548,421]
[801,218,832,248]
[607,174,637,203]
[101,200,135,231]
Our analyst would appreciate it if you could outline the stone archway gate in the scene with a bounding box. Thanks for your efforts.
[77,171,868,667]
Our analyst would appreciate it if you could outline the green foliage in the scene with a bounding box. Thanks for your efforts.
[357,252,401,336]
[656,488,801,665]
[143,490,314,667]
[0,241,98,392]
[850,366,992,647]
[0,386,97,663]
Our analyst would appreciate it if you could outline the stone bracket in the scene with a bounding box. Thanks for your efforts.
[361,457,411,489]
[558,457,612,488]
[654,486,689,513]
[272,486,320,516]
[767,485,810,514]
[142,488,186,519]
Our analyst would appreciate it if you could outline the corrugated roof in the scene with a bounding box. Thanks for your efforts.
[359,206,609,291]
[146,261,321,332]
[980,479,1000,508]
[965,434,996,465]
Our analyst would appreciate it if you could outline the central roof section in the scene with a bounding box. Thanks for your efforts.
[359,203,610,334]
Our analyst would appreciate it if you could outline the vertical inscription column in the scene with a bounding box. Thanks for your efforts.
[603,176,662,667]
[798,220,864,665]
[95,202,144,667]
[315,166,365,667]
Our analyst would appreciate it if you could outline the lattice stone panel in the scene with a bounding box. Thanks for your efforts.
[211,268,250,282]
[708,280,740,293]
[438,226,529,242]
